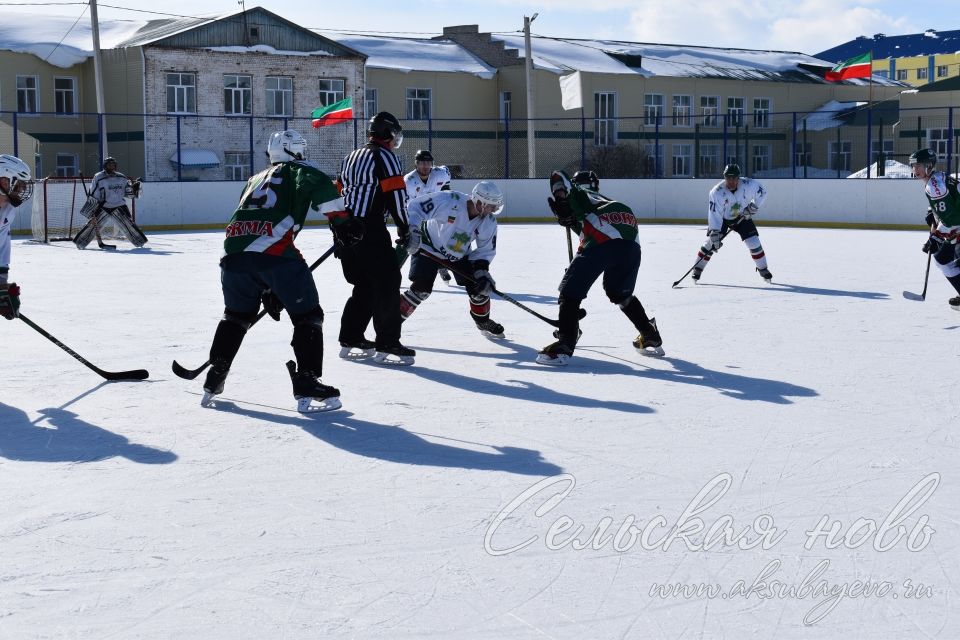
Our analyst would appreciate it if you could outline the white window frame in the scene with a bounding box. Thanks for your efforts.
[727,97,745,128]
[224,151,251,181]
[672,143,692,176]
[752,144,771,173]
[406,88,432,120]
[644,93,664,126]
[365,88,378,118]
[672,95,692,127]
[224,74,252,116]
[16,75,39,114]
[594,91,617,147]
[828,140,852,171]
[795,141,813,167]
[937,65,949,78]
[166,72,196,114]
[644,144,663,177]
[928,128,950,159]
[319,79,346,107]
[699,144,721,177]
[753,97,771,129]
[896,69,908,81]
[265,76,292,117]
[871,138,894,160]
[499,91,512,120]
[55,152,79,177]
[700,95,720,127]
[917,67,928,80]
[54,76,77,116]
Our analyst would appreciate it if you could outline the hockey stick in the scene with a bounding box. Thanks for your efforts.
[418,251,585,328]
[565,228,574,263]
[671,226,736,288]
[17,313,148,381]
[172,244,337,380]
[903,250,933,301]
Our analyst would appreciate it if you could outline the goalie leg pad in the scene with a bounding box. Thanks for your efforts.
[104,207,148,247]
[73,218,99,250]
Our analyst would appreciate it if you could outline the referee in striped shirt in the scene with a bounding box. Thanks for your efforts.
[336,111,415,363]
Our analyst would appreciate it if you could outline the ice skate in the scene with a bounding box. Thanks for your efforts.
[535,341,573,367]
[200,364,229,407]
[950,296,960,311]
[758,267,773,283]
[692,267,703,284]
[373,343,415,366]
[475,317,505,339]
[285,361,341,412]
[338,338,376,360]
[632,318,665,357]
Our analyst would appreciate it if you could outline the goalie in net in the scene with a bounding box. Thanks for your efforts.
[73,157,147,249]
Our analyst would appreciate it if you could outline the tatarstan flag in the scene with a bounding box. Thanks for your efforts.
[825,52,872,81]
[312,98,353,128]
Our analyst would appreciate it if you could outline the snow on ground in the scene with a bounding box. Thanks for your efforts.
[1,224,958,639]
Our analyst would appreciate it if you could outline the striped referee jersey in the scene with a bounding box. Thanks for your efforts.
[339,142,408,228]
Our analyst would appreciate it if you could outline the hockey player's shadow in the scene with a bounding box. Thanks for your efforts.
[698,282,889,299]
[208,402,563,476]
[427,288,562,305]
[0,401,177,464]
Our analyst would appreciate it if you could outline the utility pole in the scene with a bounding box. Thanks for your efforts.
[89,0,108,158]
[524,13,538,178]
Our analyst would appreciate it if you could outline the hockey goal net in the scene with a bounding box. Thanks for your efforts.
[30,176,135,243]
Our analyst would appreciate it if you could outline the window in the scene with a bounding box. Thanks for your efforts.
[499,91,512,120]
[365,88,378,118]
[829,141,851,171]
[896,69,908,80]
[265,76,292,117]
[55,153,78,177]
[727,97,745,127]
[699,144,721,177]
[871,138,894,161]
[643,144,663,177]
[672,144,692,176]
[406,88,431,119]
[928,128,950,159]
[752,145,771,173]
[594,92,617,147]
[166,73,196,114]
[16,75,39,113]
[319,79,345,107]
[937,65,949,78]
[700,96,720,127]
[917,67,928,80]
[795,142,812,167]
[753,98,771,128]
[644,93,663,126]
[224,74,252,116]
[672,95,692,127]
[54,77,76,115]
[224,152,251,181]
[875,70,890,79]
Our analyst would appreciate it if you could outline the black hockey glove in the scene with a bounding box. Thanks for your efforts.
[922,235,943,255]
[333,216,364,247]
[261,290,283,321]
[548,196,576,228]
[0,282,21,320]
[925,208,936,228]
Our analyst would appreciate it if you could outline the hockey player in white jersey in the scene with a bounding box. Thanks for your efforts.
[74,157,146,249]
[404,149,454,283]
[399,180,505,338]
[0,155,33,320]
[689,164,772,283]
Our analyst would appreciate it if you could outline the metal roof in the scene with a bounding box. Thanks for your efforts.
[815,29,960,62]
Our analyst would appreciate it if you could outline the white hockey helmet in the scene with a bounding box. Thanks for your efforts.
[470,180,504,216]
[0,154,33,206]
[267,130,307,163]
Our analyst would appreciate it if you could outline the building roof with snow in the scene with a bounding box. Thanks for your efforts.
[816,29,960,63]
[329,34,495,79]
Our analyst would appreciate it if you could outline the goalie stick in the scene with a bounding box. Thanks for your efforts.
[172,245,337,380]
[17,313,148,381]
[417,251,585,328]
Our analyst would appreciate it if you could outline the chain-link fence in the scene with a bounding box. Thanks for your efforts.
[2,106,958,182]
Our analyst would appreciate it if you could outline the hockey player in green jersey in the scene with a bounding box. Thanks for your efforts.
[201,130,350,412]
[910,148,960,310]
[537,170,664,366]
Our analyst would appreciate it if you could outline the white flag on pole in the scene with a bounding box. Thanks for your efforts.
[559,71,583,111]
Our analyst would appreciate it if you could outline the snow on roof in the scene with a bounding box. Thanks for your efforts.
[169,149,220,168]
[205,45,332,57]
[0,14,147,67]
[796,100,865,131]
[330,35,496,79]
[847,159,913,179]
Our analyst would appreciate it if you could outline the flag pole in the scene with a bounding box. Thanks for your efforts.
[868,49,874,106]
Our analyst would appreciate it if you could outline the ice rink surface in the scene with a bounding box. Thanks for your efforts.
[2,224,957,638]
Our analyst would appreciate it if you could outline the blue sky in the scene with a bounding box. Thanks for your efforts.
[19,0,927,55]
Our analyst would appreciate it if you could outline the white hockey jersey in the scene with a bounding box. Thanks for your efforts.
[0,202,18,272]
[404,165,451,201]
[707,177,767,230]
[89,170,131,208]
[406,190,496,265]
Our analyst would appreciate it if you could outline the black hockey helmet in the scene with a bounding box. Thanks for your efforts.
[723,163,741,178]
[572,170,600,191]
[415,149,434,163]
[909,148,937,167]
[368,111,403,146]
[103,156,118,170]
